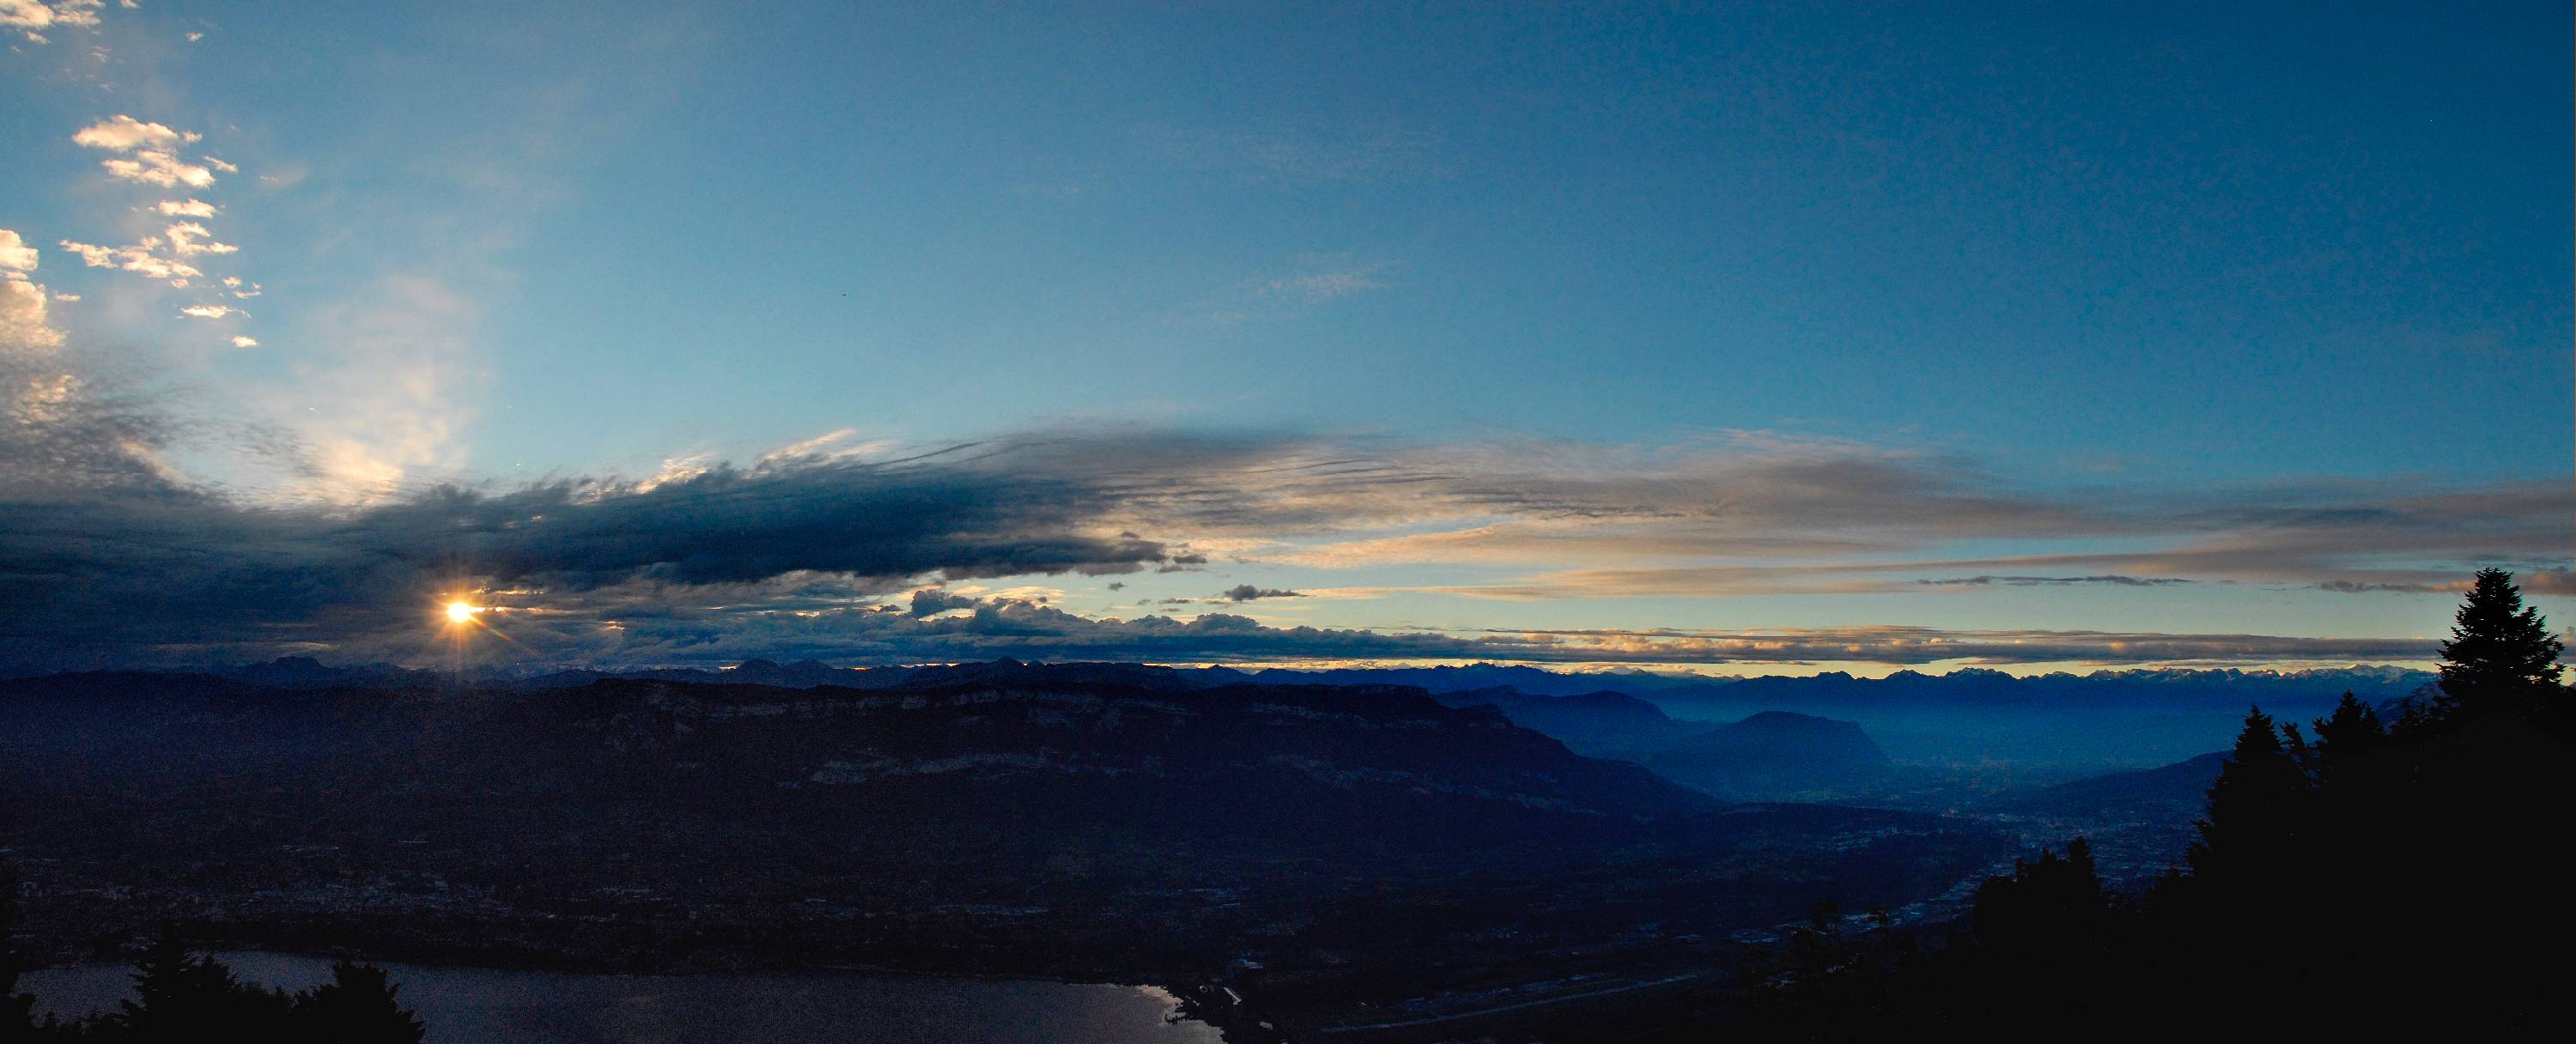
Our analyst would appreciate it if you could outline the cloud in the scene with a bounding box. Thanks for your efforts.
[100,152,219,188]
[265,276,474,501]
[1220,584,1303,602]
[1266,264,1386,302]
[1918,575,2196,587]
[59,237,202,282]
[161,222,236,256]
[0,418,2563,672]
[178,304,242,319]
[75,118,221,188]
[230,335,258,349]
[0,430,1253,669]
[332,591,2439,671]
[3,1,105,42]
[2,277,66,353]
[71,115,195,153]
[156,199,219,217]
[3,228,64,353]
[0,230,38,274]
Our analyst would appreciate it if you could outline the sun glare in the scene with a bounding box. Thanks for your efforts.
[445,601,478,623]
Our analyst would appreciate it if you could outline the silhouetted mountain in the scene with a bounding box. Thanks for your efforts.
[1637,711,1893,800]
[1428,686,1683,753]
[1249,663,1735,697]
[2003,751,2229,818]
[1424,687,1893,799]
[217,657,436,689]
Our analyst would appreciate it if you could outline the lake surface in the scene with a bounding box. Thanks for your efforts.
[20,952,1225,1044]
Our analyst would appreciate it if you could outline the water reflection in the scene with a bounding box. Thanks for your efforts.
[21,952,1224,1044]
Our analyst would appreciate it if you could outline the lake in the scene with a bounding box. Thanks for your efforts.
[18,952,1226,1044]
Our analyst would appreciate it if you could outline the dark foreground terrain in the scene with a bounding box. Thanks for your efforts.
[0,662,2003,1038]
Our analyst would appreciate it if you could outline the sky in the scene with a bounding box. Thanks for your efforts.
[2,1,2569,676]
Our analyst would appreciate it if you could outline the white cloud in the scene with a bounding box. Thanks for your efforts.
[71,114,195,153]
[100,151,217,188]
[230,335,258,349]
[2,278,64,352]
[52,293,80,302]
[0,229,37,274]
[156,198,217,217]
[0,1,54,29]
[178,304,242,319]
[162,221,236,256]
[202,155,237,173]
[58,237,200,282]
[76,118,222,187]
[3,1,103,41]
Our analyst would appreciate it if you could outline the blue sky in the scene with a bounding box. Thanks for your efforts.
[3,2,2568,674]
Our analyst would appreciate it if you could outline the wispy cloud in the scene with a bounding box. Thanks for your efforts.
[1265,262,1388,302]
[161,221,235,256]
[60,237,202,283]
[1159,123,1443,185]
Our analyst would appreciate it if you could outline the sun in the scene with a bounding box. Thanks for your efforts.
[445,601,479,623]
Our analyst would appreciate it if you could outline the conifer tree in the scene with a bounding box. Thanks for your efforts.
[295,961,426,1044]
[2434,568,2566,717]
[2186,707,2309,886]
[114,932,293,1041]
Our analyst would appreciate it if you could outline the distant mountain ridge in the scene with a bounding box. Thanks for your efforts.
[1421,686,1892,799]
[102,656,2433,706]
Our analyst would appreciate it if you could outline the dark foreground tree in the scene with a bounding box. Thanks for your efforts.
[8,932,430,1042]
[295,961,425,1044]
[1737,570,2575,1039]
[109,932,295,1041]
[2432,567,2567,720]
[2,861,38,1041]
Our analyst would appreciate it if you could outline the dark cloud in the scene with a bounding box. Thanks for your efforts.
[0,433,1276,671]
[1219,584,1303,601]
[907,588,981,616]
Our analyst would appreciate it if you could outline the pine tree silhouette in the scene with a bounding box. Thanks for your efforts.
[2185,707,2309,886]
[295,961,426,1044]
[2433,568,2566,719]
[113,932,294,1042]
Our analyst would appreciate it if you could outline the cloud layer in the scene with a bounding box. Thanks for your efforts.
[2,410,2566,672]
